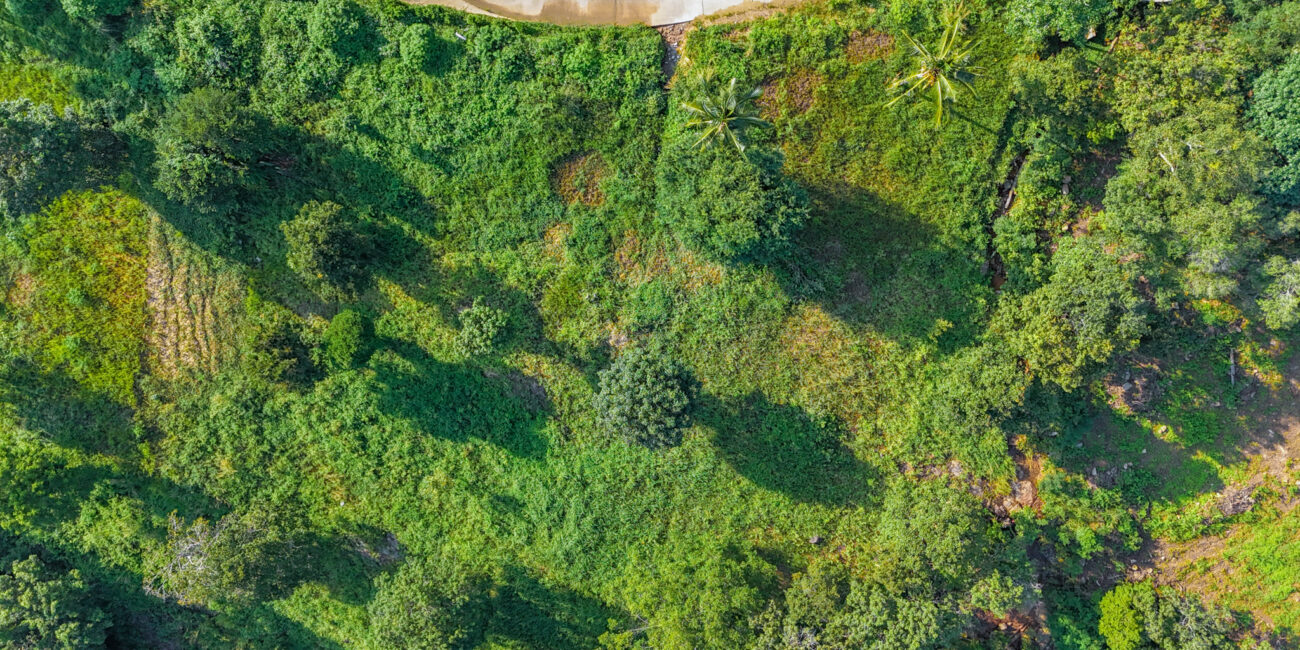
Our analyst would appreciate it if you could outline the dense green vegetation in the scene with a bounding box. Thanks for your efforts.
[1,0,1299,646]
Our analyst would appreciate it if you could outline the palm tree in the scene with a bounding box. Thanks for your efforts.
[887,2,982,128]
[682,77,771,153]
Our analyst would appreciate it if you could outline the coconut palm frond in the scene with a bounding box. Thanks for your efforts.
[886,1,982,128]
[682,77,770,153]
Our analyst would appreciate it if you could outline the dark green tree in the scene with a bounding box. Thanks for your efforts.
[367,554,488,650]
[308,0,369,61]
[1250,52,1300,205]
[0,555,109,649]
[594,344,693,449]
[153,87,258,216]
[655,143,807,263]
[281,201,369,300]
[0,100,117,220]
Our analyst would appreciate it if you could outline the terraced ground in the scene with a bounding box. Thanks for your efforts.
[145,215,243,379]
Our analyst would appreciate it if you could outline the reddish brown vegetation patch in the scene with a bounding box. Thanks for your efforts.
[552,152,607,207]
[758,69,822,118]
[846,31,893,63]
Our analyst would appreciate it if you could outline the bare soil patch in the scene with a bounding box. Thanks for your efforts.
[846,31,893,63]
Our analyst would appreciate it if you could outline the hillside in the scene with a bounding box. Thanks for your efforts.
[1,0,1299,648]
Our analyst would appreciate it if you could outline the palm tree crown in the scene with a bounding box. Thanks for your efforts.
[887,2,982,127]
[682,77,771,153]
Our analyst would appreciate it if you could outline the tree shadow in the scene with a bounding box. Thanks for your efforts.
[697,392,876,505]
[370,339,550,459]
[771,180,992,352]
[484,565,629,649]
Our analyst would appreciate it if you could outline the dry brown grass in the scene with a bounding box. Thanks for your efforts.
[145,214,242,379]
[551,152,607,207]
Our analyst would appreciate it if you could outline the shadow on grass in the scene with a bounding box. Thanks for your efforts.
[370,339,551,460]
[771,180,991,352]
[697,392,876,505]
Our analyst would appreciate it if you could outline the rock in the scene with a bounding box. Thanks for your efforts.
[1218,487,1255,517]
[809,535,822,545]
[1105,363,1162,413]
[948,460,965,478]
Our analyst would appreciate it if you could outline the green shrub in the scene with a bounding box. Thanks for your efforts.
[367,554,488,650]
[594,344,694,449]
[454,299,507,357]
[320,309,366,372]
[1098,582,1149,650]
[0,555,109,649]
[655,142,808,264]
[281,201,369,300]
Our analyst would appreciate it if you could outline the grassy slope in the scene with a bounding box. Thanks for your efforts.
[3,0,1298,645]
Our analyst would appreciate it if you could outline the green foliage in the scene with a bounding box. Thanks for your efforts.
[153,87,259,216]
[13,189,148,406]
[681,77,770,152]
[594,344,693,449]
[281,200,369,300]
[58,0,129,20]
[454,299,507,357]
[319,309,365,372]
[0,555,109,649]
[1250,52,1300,205]
[1006,0,1116,45]
[0,99,115,220]
[1260,256,1300,329]
[655,143,807,263]
[367,554,488,650]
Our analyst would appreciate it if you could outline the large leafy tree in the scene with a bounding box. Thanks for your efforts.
[1260,256,1300,330]
[0,555,109,649]
[887,2,981,127]
[153,87,260,216]
[682,77,770,153]
[146,510,301,607]
[281,200,371,300]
